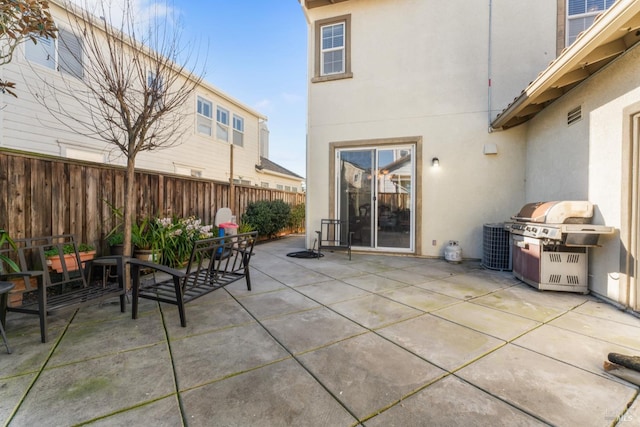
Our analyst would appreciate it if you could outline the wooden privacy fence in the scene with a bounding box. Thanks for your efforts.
[0,150,305,252]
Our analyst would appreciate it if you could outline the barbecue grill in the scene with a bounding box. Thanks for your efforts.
[504,201,614,293]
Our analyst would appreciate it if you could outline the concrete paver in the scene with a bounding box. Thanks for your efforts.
[377,314,505,371]
[365,375,547,427]
[297,332,445,420]
[457,344,637,427]
[2,235,640,426]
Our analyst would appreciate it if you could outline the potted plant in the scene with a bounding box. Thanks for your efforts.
[0,229,20,274]
[104,199,125,255]
[44,242,96,273]
[132,217,161,262]
[107,231,125,255]
[157,216,214,268]
[0,230,28,307]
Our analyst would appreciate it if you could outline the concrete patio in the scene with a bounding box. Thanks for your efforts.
[1,235,640,426]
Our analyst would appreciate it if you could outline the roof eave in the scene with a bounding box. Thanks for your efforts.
[491,0,640,131]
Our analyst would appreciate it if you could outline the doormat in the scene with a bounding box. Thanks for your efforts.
[286,250,324,259]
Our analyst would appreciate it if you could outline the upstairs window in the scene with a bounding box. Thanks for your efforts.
[147,71,164,110]
[26,28,84,78]
[567,0,616,45]
[232,114,244,147]
[313,14,352,82]
[196,96,213,136]
[321,22,345,75]
[217,106,229,142]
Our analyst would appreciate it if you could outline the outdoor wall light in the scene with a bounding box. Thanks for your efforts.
[432,157,440,167]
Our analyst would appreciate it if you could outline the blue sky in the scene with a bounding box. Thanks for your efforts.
[177,1,308,177]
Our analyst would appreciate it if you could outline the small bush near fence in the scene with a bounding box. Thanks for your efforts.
[242,200,291,239]
[289,203,305,233]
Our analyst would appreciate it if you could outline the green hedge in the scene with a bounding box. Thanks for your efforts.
[242,200,291,238]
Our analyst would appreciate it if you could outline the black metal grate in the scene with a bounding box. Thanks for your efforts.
[482,223,512,271]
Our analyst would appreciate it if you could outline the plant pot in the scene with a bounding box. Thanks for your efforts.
[7,276,38,308]
[134,249,161,263]
[46,250,96,273]
[110,244,125,256]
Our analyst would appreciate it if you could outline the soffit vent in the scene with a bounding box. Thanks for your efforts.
[567,106,582,126]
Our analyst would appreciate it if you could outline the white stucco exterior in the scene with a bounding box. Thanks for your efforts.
[303,0,557,258]
[303,0,640,309]
[524,42,640,306]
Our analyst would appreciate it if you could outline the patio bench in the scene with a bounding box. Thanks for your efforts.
[130,231,258,327]
[316,219,353,260]
[0,234,126,343]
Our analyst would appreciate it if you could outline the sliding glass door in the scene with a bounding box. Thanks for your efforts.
[337,145,414,252]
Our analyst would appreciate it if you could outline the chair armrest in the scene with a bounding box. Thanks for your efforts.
[127,258,186,279]
[0,271,44,280]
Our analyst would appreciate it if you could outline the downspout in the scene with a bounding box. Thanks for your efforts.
[487,0,493,131]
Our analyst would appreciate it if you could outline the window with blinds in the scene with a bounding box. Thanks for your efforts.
[26,27,84,78]
[566,0,616,45]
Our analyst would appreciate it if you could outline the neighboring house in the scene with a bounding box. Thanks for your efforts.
[301,0,639,309]
[255,157,305,193]
[0,0,299,192]
[256,122,305,192]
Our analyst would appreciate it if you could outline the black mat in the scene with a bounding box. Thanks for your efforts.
[286,250,324,259]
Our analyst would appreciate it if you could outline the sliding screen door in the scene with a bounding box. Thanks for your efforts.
[337,145,414,252]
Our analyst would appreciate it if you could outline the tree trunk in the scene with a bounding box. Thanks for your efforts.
[123,155,136,289]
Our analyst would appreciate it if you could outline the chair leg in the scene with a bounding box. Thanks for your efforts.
[0,318,11,354]
[37,285,48,343]
[0,291,10,354]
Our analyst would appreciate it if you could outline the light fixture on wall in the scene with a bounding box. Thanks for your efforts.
[431,157,440,167]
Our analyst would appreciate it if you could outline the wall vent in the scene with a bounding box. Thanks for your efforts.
[567,106,582,125]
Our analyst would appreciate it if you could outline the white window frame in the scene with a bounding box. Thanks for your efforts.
[320,22,345,76]
[313,14,352,82]
[196,96,213,136]
[147,71,164,110]
[566,0,616,45]
[217,106,229,142]
[174,163,203,178]
[26,27,83,78]
[232,114,244,147]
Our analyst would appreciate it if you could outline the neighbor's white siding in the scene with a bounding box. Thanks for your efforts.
[0,2,265,187]
[303,0,556,258]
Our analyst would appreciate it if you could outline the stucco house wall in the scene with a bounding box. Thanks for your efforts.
[303,0,556,257]
[524,42,640,304]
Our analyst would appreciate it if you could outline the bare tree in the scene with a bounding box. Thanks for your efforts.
[0,0,57,96]
[31,0,204,267]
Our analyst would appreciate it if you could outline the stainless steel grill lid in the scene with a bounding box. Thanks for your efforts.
[511,201,593,224]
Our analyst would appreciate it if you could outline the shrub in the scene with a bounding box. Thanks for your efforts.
[242,200,291,238]
[288,203,305,233]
